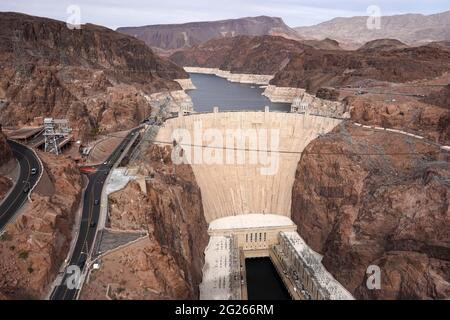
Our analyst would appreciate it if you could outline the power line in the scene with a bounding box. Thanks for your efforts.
[96,131,447,156]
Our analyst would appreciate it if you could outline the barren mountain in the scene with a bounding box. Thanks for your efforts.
[117,16,301,54]
[295,11,450,49]
[0,12,187,139]
[170,35,309,75]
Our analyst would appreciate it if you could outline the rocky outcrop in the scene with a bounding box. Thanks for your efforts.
[357,39,409,52]
[117,16,301,53]
[291,123,450,300]
[0,176,12,202]
[174,78,196,91]
[262,85,306,103]
[0,127,12,167]
[422,84,450,110]
[145,90,194,114]
[348,96,450,145]
[0,152,82,299]
[261,85,349,118]
[82,144,209,299]
[300,38,342,51]
[0,12,188,140]
[170,35,308,76]
[316,87,340,101]
[0,127,13,201]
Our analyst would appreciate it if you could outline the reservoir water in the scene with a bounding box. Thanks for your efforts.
[245,258,291,300]
[187,73,291,112]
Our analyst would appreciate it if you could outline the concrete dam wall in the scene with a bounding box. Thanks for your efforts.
[155,111,342,222]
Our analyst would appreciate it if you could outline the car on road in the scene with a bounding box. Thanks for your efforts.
[31,168,37,175]
[90,221,97,228]
[23,186,30,193]
[78,256,87,268]
[94,199,99,206]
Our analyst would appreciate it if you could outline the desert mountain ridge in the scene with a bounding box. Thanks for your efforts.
[295,10,450,49]
[117,15,301,54]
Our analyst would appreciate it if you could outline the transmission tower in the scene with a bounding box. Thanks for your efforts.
[44,118,72,155]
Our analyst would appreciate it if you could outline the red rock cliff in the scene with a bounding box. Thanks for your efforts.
[291,123,450,299]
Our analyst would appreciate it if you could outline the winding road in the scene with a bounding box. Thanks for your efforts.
[0,140,42,231]
[50,129,139,300]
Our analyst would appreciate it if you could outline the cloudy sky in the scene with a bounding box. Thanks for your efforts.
[1,0,449,29]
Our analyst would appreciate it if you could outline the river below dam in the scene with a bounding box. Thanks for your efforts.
[245,258,291,300]
[187,73,291,112]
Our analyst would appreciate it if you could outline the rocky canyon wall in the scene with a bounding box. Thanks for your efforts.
[81,144,208,299]
[0,12,188,139]
[0,153,82,299]
[291,123,450,299]
[0,128,12,167]
[348,96,450,145]
[0,127,14,201]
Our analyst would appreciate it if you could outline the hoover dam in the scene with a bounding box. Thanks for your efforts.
[155,108,353,300]
[156,110,342,221]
